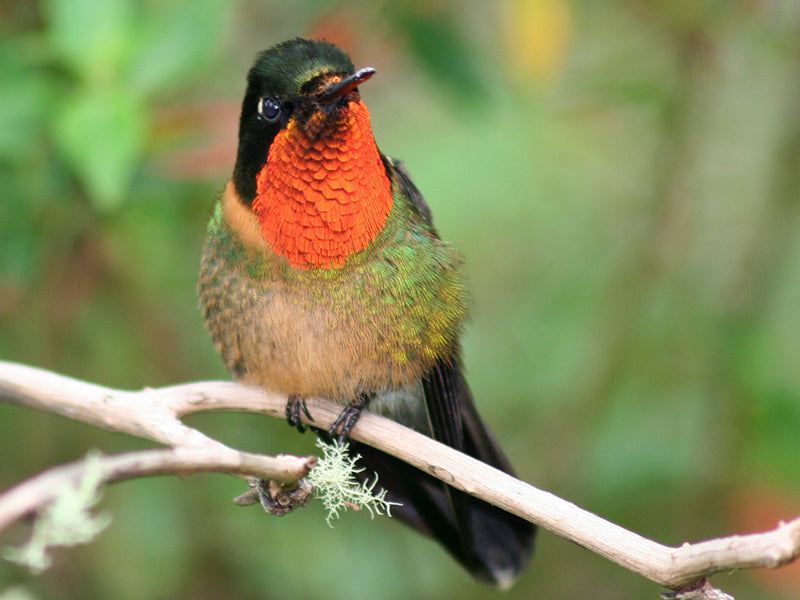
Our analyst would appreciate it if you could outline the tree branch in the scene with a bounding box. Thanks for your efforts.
[1,360,798,597]
[0,448,315,534]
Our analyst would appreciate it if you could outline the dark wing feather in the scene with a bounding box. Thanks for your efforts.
[387,158,435,227]
[422,357,535,586]
[353,358,535,587]
[352,157,535,586]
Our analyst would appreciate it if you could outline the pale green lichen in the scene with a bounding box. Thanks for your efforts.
[307,438,400,527]
[3,451,111,574]
[0,586,37,600]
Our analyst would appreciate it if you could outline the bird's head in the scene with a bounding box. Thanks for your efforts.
[230,38,391,270]
[233,38,377,203]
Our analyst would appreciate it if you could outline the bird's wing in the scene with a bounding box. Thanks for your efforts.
[386,157,435,227]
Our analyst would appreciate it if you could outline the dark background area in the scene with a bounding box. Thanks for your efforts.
[2,1,800,598]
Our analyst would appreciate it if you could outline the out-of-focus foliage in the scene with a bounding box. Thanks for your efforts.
[2,1,800,599]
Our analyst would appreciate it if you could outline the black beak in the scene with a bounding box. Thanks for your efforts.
[317,67,376,104]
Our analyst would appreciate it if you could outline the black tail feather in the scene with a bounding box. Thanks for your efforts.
[351,358,535,587]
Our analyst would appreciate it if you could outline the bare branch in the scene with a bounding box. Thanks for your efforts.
[0,448,315,534]
[663,579,734,600]
[1,359,798,595]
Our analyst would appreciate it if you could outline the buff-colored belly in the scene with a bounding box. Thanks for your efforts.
[232,288,430,399]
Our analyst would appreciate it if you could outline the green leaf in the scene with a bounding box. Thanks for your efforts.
[389,5,490,106]
[53,87,146,211]
[0,42,53,159]
[126,0,226,97]
[43,0,137,83]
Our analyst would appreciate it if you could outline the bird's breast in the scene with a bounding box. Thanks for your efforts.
[199,188,467,402]
[251,100,393,270]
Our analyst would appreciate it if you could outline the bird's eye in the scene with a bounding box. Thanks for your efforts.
[258,97,282,122]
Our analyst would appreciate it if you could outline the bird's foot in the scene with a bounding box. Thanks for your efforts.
[328,392,373,443]
[234,478,314,516]
[285,394,314,433]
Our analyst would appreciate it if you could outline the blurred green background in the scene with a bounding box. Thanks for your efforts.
[2,0,800,598]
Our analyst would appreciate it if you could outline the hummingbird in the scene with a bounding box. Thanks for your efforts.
[198,37,534,587]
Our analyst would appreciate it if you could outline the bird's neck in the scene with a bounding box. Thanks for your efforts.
[252,100,393,270]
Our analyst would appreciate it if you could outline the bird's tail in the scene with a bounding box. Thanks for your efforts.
[352,359,535,588]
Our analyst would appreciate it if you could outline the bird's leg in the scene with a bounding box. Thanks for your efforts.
[285,394,314,433]
[328,392,374,442]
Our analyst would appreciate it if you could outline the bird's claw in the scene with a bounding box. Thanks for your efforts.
[286,394,314,433]
[327,392,373,443]
[241,478,314,516]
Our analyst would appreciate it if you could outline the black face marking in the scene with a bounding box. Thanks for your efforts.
[232,38,357,205]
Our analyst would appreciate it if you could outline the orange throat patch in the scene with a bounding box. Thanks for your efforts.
[252,100,393,269]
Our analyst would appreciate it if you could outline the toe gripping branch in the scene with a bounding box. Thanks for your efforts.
[286,392,374,442]
[234,477,314,516]
[286,394,314,433]
[248,392,374,517]
[327,392,374,442]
